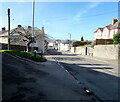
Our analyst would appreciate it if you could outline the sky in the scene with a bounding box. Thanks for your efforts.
[0,1,118,41]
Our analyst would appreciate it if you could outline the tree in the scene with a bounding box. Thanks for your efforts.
[81,36,84,41]
[113,32,120,44]
[10,26,48,52]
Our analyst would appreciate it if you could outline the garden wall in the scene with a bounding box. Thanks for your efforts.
[71,45,120,60]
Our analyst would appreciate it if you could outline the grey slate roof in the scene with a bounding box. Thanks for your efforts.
[61,40,71,44]
[110,22,120,29]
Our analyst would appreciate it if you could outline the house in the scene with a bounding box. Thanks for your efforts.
[0,27,8,44]
[59,40,71,51]
[0,25,46,53]
[94,19,120,44]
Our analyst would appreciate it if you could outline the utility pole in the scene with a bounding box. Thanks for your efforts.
[31,0,35,52]
[8,8,10,50]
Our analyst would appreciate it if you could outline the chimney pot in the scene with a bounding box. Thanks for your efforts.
[42,27,44,30]
[18,25,22,27]
[112,19,118,25]
[28,26,32,29]
[2,27,6,31]
[42,27,44,34]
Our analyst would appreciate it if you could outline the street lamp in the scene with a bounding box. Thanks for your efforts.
[31,0,35,52]
[68,33,71,41]
[68,33,71,51]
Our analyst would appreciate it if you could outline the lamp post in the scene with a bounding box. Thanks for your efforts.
[31,0,35,52]
[68,33,71,51]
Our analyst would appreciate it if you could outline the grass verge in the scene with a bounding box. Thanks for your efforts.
[0,50,47,62]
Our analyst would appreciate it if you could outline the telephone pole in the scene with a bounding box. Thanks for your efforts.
[8,8,10,50]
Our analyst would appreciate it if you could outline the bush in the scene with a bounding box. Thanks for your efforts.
[3,50,47,62]
[72,41,92,47]
[113,32,120,44]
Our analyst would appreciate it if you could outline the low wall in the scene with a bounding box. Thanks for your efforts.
[75,47,86,55]
[71,47,87,55]
[71,45,120,60]
[71,47,75,53]
[93,45,119,59]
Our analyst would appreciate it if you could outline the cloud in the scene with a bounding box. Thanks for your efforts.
[0,4,8,29]
[41,20,50,25]
[73,2,101,22]
[89,2,101,8]
[73,9,88,21]
[45,29,48,33]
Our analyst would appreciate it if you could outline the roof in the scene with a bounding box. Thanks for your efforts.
[0,30,8,35]
[0,26,42,37]
[94,28,103,33]
[105,24,113,29]
[94,21,120,33]
[110,22,120,29]
[61,40,71,44]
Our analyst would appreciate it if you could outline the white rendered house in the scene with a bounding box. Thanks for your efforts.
[94,19,120,40]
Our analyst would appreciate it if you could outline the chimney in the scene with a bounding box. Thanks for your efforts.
[18,25,22,27]
[42,27,44,34]
[42,27,44,31]
[112,19,118,25]
[28,26,32,29]
[2,27,6,31]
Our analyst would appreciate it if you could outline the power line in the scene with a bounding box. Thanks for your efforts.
[9,9,118,23]
[79,10,118,18]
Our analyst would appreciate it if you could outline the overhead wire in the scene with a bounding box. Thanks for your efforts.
[10,9,118,23]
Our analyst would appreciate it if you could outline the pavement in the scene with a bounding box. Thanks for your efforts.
[2,52,100,101]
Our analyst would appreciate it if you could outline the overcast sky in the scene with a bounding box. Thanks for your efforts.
[1,1,118,40]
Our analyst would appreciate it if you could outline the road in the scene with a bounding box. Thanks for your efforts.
[48,49,120,101]
[2,52,100,101]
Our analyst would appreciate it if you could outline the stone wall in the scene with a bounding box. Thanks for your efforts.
[71,47,75,53]
[71,44,120,60]
[92,45,119,59]
[75,47,86,55]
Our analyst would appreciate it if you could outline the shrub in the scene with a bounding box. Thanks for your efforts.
[3,50,47,62]
[113,32,120,44]
[72,41,92,47]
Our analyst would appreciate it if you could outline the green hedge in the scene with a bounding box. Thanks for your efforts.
[2,50,47,62]
[72,41,92,47]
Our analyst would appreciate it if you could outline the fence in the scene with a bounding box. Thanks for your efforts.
[0,43,38,51]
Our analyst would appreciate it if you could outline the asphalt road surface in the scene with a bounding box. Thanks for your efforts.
[48,49,120,101]
[2,52,101,101]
